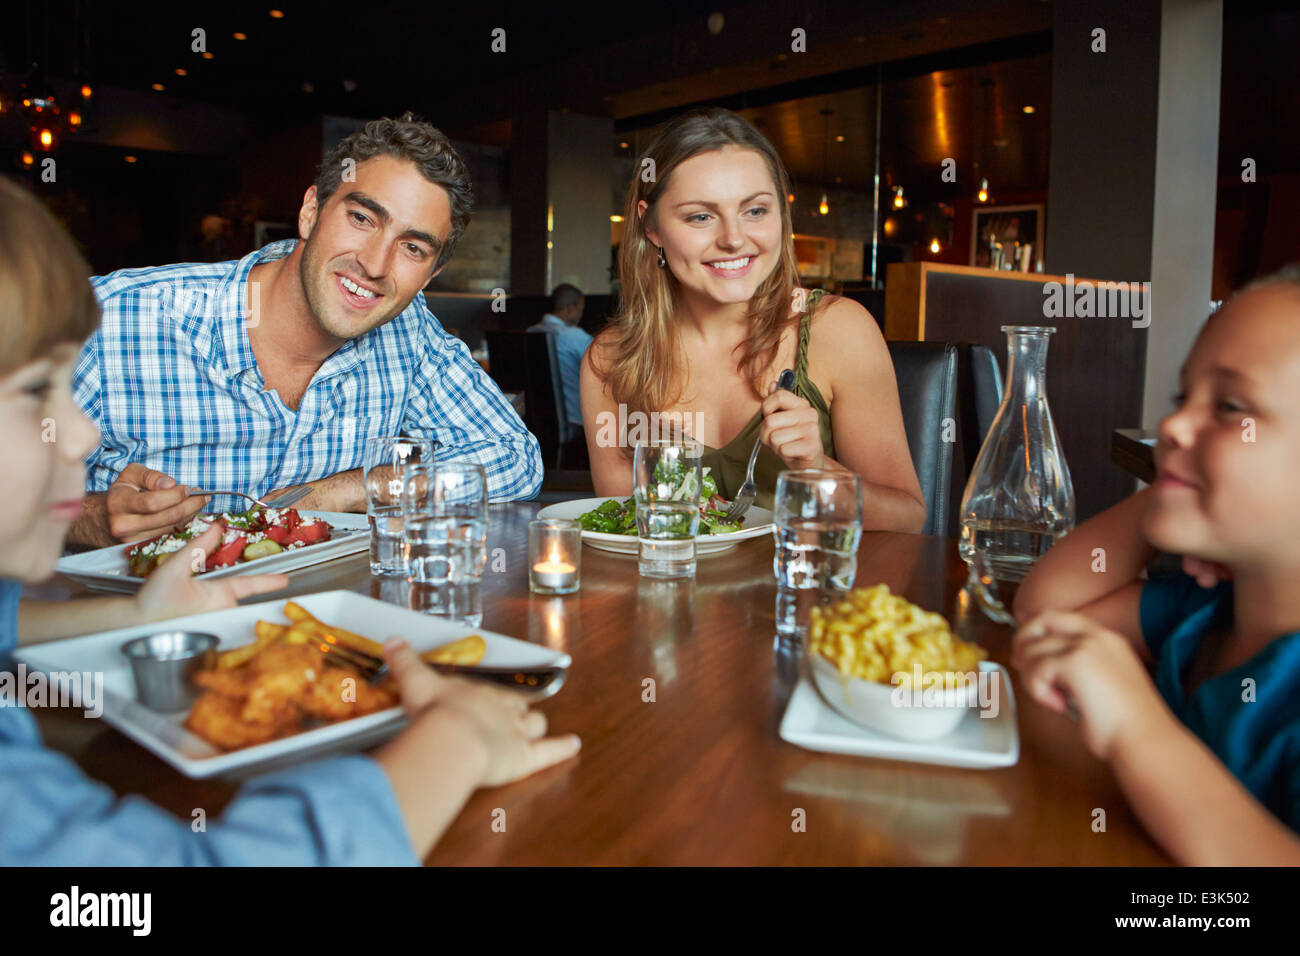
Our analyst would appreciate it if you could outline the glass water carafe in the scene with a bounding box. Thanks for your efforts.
[958,326,1075,584]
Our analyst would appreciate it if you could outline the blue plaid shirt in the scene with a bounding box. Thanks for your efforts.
[74,240,542,511]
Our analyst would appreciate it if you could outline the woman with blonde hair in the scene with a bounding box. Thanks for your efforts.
[581,108,924,529]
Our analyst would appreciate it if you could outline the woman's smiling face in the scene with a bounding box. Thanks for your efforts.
[639,145,784,307]
[1143,284,1300,567]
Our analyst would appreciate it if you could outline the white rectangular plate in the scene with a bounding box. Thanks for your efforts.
[16,590,571,779]
[55,511,370,593]
[536,497,774,555]
[779,662,1020,769]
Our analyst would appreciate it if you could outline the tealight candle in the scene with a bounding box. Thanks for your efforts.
[529,519,581,595]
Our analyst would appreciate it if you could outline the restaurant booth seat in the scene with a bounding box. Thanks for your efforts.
[887,341,958,536]
[484,330,580,471]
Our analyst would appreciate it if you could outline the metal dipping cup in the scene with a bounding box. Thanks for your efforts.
[121,631,219,712]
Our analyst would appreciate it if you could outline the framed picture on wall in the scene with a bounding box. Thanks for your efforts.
[970,204,1044,271]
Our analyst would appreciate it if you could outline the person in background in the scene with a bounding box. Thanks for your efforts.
[0,175,579,865]
[69,113,542,549]
[580,108,924,528]
[1012,265,1300,865]
[528,283,591,429]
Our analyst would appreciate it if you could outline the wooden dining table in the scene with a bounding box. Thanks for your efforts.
[27,502,1167,865]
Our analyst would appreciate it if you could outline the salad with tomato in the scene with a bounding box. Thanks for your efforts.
[124,507,333,578]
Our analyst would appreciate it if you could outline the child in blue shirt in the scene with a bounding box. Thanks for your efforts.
[0,175,579,865]
[1014,265,1300,864]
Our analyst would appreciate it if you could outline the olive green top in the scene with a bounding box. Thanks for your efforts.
[699,289,836,511]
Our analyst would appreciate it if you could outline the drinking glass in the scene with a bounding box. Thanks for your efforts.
[363,436,434,575]
[773,470,863,643]
[633,439,703,579]
[403,461,489,626]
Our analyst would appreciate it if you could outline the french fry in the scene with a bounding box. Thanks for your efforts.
[254,621,289,643]
[422,635,487,666]
[283,602,386,658]
[216,633,275,670]
[284,625,314,645]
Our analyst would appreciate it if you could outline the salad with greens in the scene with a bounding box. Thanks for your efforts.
[577,469,743,536]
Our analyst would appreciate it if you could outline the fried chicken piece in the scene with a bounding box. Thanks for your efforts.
[249,643,325,677]
[185,690,300,750]
[298,664,399,721]
[193,666,255,697]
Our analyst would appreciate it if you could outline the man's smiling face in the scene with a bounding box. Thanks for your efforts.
[297,154,452,341]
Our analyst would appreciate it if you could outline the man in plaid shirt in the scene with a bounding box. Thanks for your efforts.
[69,114,541,547]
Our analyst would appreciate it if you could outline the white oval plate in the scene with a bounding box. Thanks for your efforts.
[536,497,774,555]
[54,511,369,593]
[15,590,571,779]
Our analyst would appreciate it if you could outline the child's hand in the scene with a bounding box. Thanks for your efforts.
[1182,555,1232,588]
[383,639,581,787]
[134,522,289,622]
[1012,610,1172,761]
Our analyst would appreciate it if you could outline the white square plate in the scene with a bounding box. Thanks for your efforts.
[536,497,774,555]
[55,511,370,593]
[779,661,1020,769]
[15,590,571,779]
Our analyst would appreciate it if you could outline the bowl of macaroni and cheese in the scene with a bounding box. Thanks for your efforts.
[807,585,987,741]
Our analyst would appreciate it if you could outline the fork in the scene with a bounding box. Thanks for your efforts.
[721,368,797,524]
[185,486,315,510]
[313,639,569,698]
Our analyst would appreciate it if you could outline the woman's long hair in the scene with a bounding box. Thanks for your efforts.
[595,108,800,422]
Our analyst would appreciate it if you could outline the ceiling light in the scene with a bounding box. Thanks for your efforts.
[1022,105,1036,114]
[124,155,137,163]
[233,32,248,40]
[930,238,942,254]
[80,85,93,98]
[610,215,624,222]
[819,193,829,216]
[835,134,844,142]
[269,9,285,18]
[21,151,34,166]
[151,82,165,91]
[175,68,188,76]
[202,51,215,59]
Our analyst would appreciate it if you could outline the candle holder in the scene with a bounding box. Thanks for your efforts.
[529,519,581,595]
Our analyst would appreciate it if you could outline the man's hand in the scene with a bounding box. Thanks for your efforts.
[267,468,366,513]
[107,463,209,543]
[134,521,288,623]
[1012,609,1175,761]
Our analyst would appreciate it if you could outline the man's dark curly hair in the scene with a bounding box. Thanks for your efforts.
[315,112,473,271]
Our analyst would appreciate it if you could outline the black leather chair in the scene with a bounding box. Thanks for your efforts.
[887,342,958,536]
[484,330,578,470]
[947,343,1004,537]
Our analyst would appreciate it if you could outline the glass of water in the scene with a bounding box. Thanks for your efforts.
[403,461,488,626]
[633,439,703,579]
[363,436,434,575]
[773,469,863,643]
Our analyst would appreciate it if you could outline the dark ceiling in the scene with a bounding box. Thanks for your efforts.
[2,0,1297,201]
[0,0,761,123]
